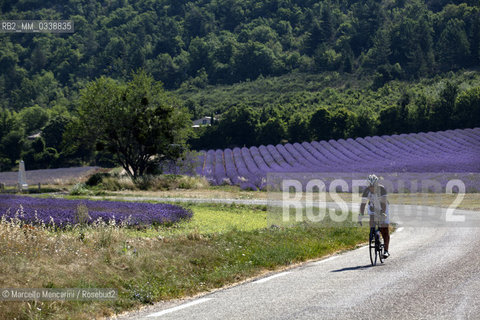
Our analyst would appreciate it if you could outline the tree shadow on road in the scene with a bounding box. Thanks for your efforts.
[330,264,374,272]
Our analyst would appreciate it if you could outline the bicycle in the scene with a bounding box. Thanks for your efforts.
[369,220,385,266]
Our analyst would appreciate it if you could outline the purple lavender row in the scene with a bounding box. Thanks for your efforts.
[0,166,99,186]
[232,148,251,179]
[223,149,241,185]
[0,195,192,228]
[437,130,480,154]
[428,132,479,164]
[241,147,261,175]
[300,142,331,169]
[406,133,455,158]
[371,135,438,168]
[275,144,303,168]
[328,139,383,171]
[283,144,313,168]
[195,152,205,176]
[312,141,350,165]
[266,145,293,170]
[203,150,216,184]
[386,133,473,171]
[441,131,479,151]
[288,143,314,168]
[461,128,480,144]
[214,150,227,185]
[250,147,271,172]
[258,145,283,171]
[241,147,264,188]
[304,141,340,169]
[337,139,379,164]
[232,148,258,189]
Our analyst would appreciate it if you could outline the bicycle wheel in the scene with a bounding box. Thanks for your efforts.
[369,233,377,266]
[376,229,385,264]
[378,243,384,264]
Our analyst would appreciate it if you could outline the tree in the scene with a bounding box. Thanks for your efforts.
[1,130,23,166]
[314,45,342,71]
[309,107,332,141]
[430,81,458,130]
[454,86,480,129]
[217,106,258,147]
[389,4,434,76]
[288,113,311,143]
[184,3,215,39]
[17,105,49,134]
[188,37,212,76]
[257,117,287,145]
[351,110,376,138]
[437,19,470,70]
[42,115,70,150]
[74,70,191,179]
[366,28,391,67]
[330,108,357,139]
[378,106,400,135]
[21,137,59,170]
[349,0,383,56]
[410,94,433,132]
[233,41,276,81]
[0,107,16,140]
[0,107,23,170]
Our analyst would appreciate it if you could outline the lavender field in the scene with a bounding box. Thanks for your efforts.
[0,166,99,186]
[0,195,192,228]
[196,128,480,191]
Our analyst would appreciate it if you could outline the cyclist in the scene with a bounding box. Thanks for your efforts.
[359,174,390,258]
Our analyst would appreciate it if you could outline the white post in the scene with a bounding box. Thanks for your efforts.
[18,160,28,190]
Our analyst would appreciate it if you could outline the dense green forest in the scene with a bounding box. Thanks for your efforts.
[1,0,480,170]
[2,0,480,100]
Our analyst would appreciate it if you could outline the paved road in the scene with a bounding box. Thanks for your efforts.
[111,203,480,320]
[95,196,269,205]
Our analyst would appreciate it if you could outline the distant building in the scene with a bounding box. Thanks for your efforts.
[192,116,219,128]
[27,132,42,140]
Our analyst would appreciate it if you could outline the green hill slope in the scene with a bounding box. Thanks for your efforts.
[184,70,480,149]
[1,0,480,111]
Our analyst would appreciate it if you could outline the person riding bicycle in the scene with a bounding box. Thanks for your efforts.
[359,174,390,258]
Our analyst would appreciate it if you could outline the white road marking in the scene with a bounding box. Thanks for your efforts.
[146,298,212,318]
[312,256,338,265]
[253,272,291,284]
[396,227,404,232]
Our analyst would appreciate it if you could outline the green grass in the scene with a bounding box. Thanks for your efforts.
[153,203,268,236]
[98,202,268,238]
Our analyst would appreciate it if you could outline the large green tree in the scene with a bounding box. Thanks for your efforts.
[257,117,287,145]
[74,70,191,178]
[309,107,333,141]
[454,86,480,128]
[437,18,471,70]
[217,106,259,147]
[430,81,458,130]
[17,105,49,135]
